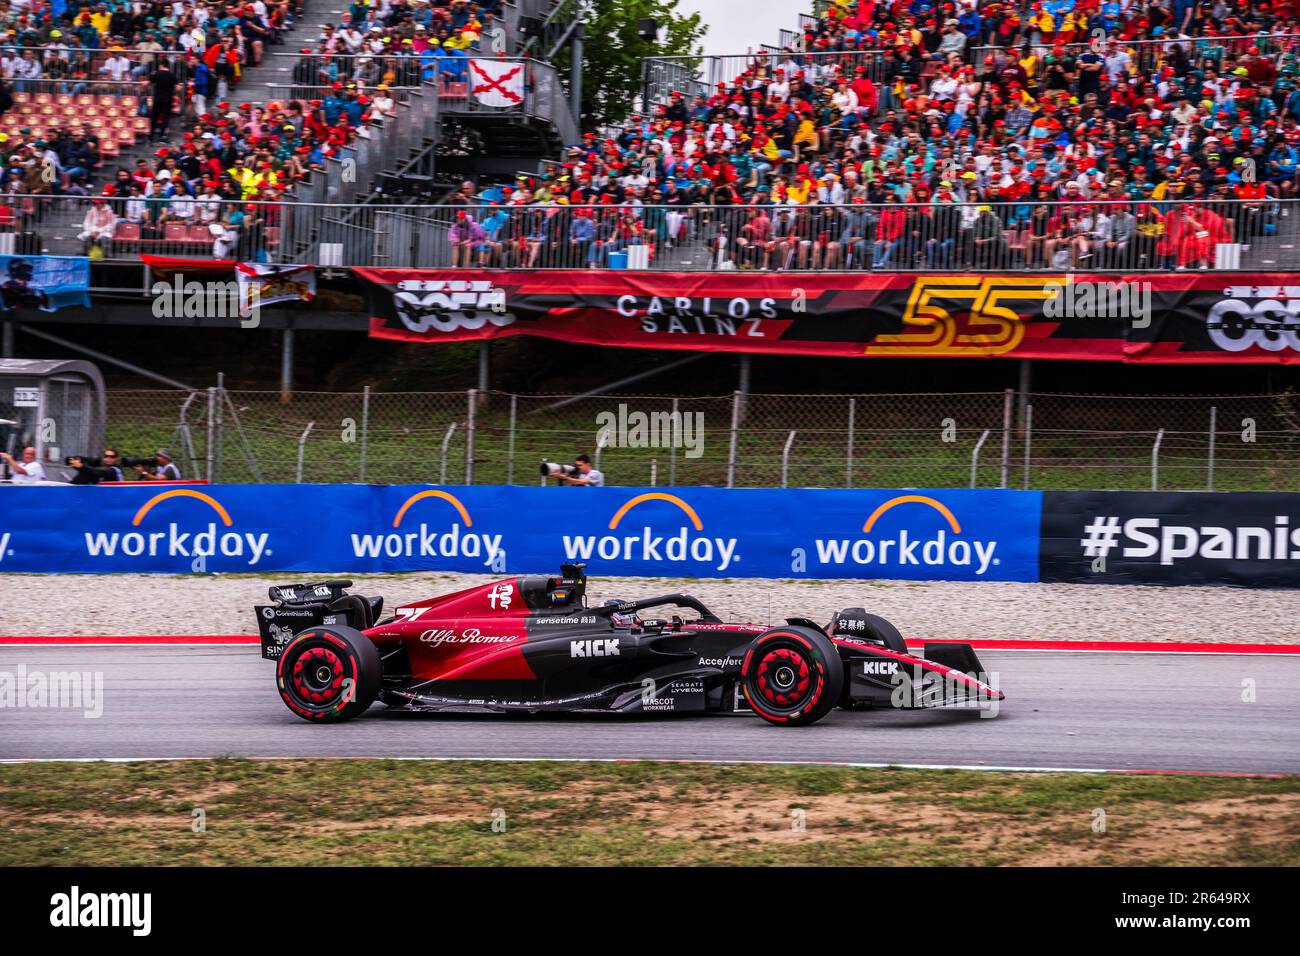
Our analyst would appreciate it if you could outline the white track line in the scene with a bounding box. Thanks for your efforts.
[0,755,1293,777]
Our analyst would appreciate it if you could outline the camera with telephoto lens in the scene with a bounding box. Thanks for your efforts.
[121,455,160,469]
[64,455,116,484]
[540,460,578,478]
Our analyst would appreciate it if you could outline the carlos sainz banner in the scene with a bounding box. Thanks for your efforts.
[356,270,1300,363]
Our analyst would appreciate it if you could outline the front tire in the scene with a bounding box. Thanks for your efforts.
[276,625,381,723]
[742,626,844,726]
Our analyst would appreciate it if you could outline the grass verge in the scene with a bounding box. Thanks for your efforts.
[2,759,1298,866]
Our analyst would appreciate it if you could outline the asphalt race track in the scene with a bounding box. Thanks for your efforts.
[2,646,1298,774]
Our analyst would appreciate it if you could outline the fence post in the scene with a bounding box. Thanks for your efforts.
[177,391,201,481]
[358,385,370,482]
[214,373,224,484]
[846,397,855,487]
[781,430,797,488]
[650,458,658,487]
[439,423,457,484]
[727,390,741,489]
[506,393,517,485]
[669,397,679,486]
[465,388,477,485]
[205,386,216,483]
[1151,428,1165,491]
[970,428,990,488]
[1022,404,1033,490]
[594,424,613,470]
[295,422,314,483]
[1207,405,1217,491]
[1000,388,1013,489]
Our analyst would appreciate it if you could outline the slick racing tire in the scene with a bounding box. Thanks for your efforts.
[742,626,844,726]
[861,613,907,654]
[276,625,381,723]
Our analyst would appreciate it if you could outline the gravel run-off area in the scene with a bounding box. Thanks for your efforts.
[3,573,1297,643]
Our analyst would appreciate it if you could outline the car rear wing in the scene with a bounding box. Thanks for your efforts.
[255,580,383,661]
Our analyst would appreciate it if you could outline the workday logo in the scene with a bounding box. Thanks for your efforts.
[84,489,271,566]
[810,494,1002,577]
[561,492,740,571]
[349,489,505,567]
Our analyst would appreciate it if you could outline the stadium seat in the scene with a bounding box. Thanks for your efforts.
[114,223,141,246]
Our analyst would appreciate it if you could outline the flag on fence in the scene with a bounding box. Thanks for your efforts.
[236,262,316,309]
[469,59,525,107]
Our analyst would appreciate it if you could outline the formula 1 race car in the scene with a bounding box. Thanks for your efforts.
[255,564,1003,726]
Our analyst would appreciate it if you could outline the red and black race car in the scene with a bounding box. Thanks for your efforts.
[256,564,1003,726]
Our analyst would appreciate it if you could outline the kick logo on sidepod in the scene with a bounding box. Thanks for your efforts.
[811,495,1002,578]
[350,489,505,566]
[84,489,272,566]
[561,493,740,571]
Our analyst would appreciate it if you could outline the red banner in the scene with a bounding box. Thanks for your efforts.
[356,270,1300,364]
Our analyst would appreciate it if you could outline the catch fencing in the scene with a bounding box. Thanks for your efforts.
[96,388,1300,493]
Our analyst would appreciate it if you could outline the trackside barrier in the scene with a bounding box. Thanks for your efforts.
[1,486,1297,586]
[0,485,1038,579]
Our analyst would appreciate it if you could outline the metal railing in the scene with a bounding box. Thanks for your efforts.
[645,31,1300,117]
[1,45,194,80]
[92,387,1300,492]
[30,196,1299,272]
[972,32,1300,70]
[642,49,892,113]
[269,50,439,92]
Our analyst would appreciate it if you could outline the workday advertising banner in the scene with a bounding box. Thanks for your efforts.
[0,485,1040,581]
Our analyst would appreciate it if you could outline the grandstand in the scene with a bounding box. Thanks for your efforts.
[7,1,1300,271]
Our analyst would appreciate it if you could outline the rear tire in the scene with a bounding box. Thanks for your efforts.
[276,625,381,723]
[742,626,844,726]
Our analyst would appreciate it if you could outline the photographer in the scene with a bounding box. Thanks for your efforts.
[558,454,604,487]
[134,448,182,481]
[66,449,127,485]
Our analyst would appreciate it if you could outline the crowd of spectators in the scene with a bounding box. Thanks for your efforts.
[447,0,1300,271]
[0,0,504,261]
